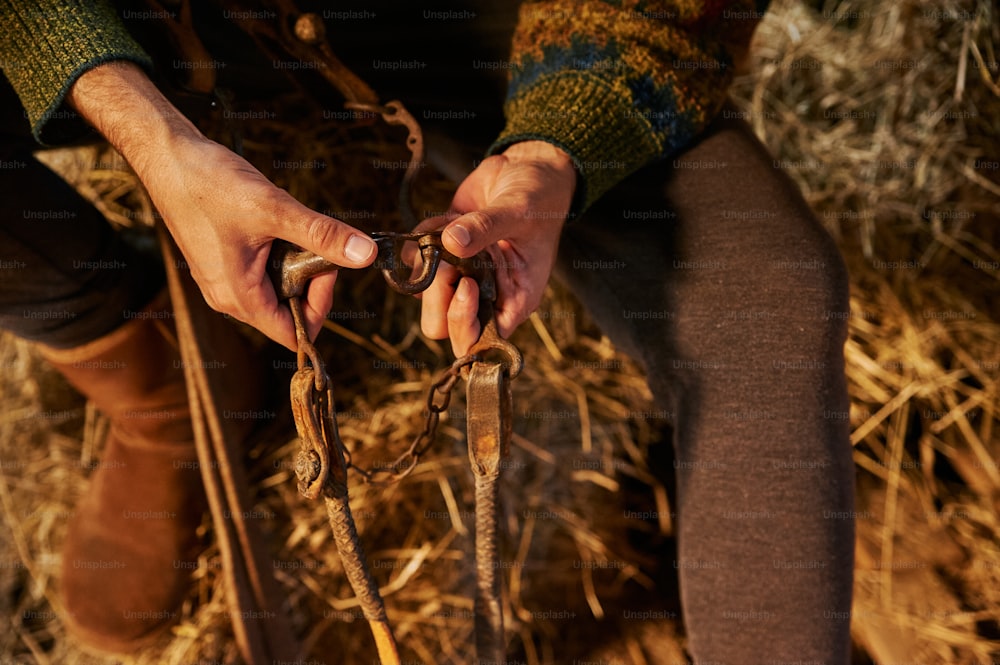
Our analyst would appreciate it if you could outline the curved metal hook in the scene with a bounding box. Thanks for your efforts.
[373,232,443,295]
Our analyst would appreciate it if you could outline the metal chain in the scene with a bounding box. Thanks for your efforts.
[348,353,478,484]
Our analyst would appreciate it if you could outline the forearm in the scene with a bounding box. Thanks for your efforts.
[66,61,205,179]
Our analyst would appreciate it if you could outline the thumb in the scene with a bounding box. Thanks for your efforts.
[278,204,377,268]
[441,206,518,259]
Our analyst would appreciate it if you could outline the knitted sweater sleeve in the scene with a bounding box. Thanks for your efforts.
[0,0,152,145]
[490,0,768,213]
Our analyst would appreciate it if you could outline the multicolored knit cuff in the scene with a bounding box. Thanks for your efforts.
[0,0,153,145]
[488,72,662,216]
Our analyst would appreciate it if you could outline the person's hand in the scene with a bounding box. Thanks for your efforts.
[415,140,576,356]
[137,134,376,350]
[67,62,376,350]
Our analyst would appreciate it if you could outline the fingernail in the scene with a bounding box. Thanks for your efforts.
[455,279,471,303]
[345,235,375,263]
[446,224,471,248]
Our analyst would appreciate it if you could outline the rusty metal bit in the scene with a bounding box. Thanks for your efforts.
[289,368,349,499]
[341,99,425,229]
[343,100,389,116]
[428,371,462,412]
[373,233,442,295]
[377,100,424,229]
[287,296,327,390]
[289,369,331,500]
[269,240,342,301]
[265,0,380,106]
[294,449,322,493]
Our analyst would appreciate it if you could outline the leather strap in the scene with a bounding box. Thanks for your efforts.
[467,361,511,663]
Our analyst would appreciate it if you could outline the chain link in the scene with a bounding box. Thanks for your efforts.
[347,353,477,484]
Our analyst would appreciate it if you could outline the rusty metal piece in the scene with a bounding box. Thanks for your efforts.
[290,368,342,499]
[272,0,381,106]
[268,241,341,301]
[380,101,424,229]
[287,296,326,388]
[468,301,524,380]
[467,361,510,479]
[267,232,458,301]
[267,231,498,302]
[372,232,442,294]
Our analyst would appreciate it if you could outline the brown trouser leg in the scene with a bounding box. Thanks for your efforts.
[554,112,855,664]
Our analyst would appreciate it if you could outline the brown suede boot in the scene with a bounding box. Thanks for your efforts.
[39,290,261,654]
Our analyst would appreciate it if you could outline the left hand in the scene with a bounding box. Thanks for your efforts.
[414,140,576,356]
[66,62,377,350]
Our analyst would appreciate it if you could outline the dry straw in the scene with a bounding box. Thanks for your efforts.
[2,0,999,662]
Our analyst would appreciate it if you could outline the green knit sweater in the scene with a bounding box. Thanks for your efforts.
[0,0,767,212]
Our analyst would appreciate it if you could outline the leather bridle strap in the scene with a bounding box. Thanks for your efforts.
[466,361,511,664]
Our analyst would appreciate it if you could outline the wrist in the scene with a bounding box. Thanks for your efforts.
[501,140,574,172]
[501,140,577,201]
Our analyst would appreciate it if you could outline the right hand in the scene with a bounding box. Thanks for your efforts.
[413,140,575,356]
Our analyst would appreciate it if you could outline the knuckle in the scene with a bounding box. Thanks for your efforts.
[255,186,292,224]
[462,209,497,236]
[204,282,256,325]
[304,215,343,252]
[207,293,240,321]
